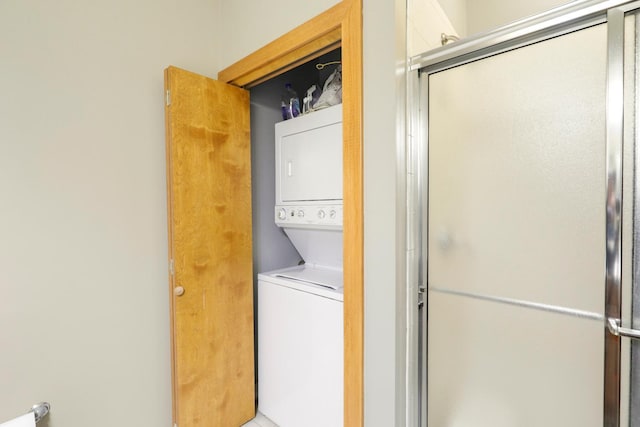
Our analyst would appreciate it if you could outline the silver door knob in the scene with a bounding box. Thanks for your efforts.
[174,286,185,296]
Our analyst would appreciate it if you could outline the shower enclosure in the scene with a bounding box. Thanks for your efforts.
[411,1,640,425]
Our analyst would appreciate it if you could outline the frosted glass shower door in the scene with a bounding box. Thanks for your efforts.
[427,24,607,426]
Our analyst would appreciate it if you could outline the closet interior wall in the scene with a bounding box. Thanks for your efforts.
[248,46,343,379]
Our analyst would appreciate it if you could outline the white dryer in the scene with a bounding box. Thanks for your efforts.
[258,104,344,427]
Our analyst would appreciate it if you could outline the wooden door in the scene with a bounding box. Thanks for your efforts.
[164,66,254,427]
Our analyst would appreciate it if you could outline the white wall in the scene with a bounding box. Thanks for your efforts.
[216,0,341,70]
[0,1,219,426]
[363,0,407,425]
[439,0,468,37]
[408,0,572,52]
[407,0,459,56]
[466,0,571,36]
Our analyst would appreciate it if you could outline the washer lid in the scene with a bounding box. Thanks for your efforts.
[274,265,343,290]
[259,265,344,301]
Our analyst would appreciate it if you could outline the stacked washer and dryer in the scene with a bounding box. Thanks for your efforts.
[257,104,344,427]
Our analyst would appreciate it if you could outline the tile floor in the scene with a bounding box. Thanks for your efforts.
[241,411,279,427]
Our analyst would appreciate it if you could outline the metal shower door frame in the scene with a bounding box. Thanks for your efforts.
[409,1,640,425]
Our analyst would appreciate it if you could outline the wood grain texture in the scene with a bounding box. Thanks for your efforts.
[165,66,255,427]
[164,67,179,427]
[217,2,347,88]
[231,29,341,88]
[215,1,364,425]
[342,1,364,426]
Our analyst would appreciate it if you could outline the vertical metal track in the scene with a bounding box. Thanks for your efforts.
[605,7,625,427]
[631,10,640,427]
[406,65,421,427]
[417,68,429,427]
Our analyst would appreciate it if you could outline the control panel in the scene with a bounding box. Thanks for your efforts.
[275,205,343,230]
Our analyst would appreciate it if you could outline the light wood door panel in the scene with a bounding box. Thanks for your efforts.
[165,66,254,427]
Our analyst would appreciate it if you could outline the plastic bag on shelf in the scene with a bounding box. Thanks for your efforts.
[313,65,342,110]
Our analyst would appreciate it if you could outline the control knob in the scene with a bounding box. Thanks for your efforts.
[277,208,287,220]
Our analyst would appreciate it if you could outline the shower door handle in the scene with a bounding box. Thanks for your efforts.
[607,318,640,340]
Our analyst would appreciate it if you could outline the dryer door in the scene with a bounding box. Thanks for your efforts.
[276,105,343,204]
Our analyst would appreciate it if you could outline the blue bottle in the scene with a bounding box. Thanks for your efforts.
[286,84,301,118]
[281,100,290,120]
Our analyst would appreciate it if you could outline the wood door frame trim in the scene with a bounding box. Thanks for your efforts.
[217,1,363,425]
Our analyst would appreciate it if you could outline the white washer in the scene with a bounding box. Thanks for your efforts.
[258,265,343,427]
[258,104,344,426]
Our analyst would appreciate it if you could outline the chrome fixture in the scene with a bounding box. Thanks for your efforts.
[607,318,640,340]
[440,33,460,46]
[30,402,50,424]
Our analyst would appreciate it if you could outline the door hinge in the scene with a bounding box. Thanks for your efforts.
[166,89,171,106]
[169,259,175,276]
